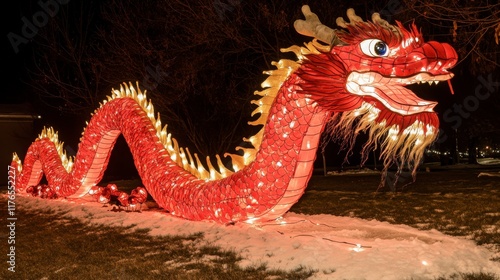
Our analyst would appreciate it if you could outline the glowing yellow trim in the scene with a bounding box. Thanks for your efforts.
[31,127,75,173]
[11,153,22,173]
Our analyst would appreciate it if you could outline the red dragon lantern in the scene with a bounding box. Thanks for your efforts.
[10,6,457,224]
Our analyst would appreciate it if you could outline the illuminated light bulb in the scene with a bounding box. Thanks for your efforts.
[98,196,109,204]
[351,244,364,252]
[209,168,216,181]
[388,127,400,141]
[426,124,435,136]
[245,217,258,224]
[137,94,145,102]
[243,151,251,162]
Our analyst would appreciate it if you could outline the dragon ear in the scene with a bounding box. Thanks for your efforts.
[293,5,343,46]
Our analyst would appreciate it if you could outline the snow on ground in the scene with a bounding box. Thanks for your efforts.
[16,194,500,280]
[478,157,500,165]
[327,168,379,176]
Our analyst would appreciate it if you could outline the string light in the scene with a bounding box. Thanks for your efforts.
[351,244,364,252]
[252,218,371,251]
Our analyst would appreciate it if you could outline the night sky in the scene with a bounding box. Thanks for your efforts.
[3,1,31,104]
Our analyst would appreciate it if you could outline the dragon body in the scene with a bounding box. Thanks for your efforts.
[11,7,457,224]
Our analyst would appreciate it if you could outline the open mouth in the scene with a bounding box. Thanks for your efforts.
[346,71,454,115]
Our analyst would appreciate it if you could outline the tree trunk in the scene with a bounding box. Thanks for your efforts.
[468,136,478,164]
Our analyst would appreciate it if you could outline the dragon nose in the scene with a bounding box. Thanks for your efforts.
[421,41,458,71]
[393,41,458,76]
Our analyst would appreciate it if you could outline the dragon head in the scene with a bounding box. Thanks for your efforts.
[293,6,458,182]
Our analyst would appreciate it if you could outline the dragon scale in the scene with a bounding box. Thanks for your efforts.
[11,7,458,224]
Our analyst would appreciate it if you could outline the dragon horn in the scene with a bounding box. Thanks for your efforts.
[372,12,400,34]
[337,8,401,35]
[294,5,342,45]
[336,8,363,28]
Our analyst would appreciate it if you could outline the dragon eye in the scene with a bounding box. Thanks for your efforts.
[360,39,389,57]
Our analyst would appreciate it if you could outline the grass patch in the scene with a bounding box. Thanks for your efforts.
[435,272,499,280]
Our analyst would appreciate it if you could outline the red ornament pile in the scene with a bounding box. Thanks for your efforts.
[26,184,58,199]
[89,184,148,209]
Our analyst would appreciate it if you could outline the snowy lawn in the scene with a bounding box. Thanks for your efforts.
[1,164,499,279]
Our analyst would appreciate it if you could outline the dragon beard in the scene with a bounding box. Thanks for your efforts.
[323,102,438,188]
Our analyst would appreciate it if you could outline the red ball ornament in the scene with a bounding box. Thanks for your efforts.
[98,188,111,204]
[26,186,35,195]
[117,192,129,207]
[106,184,120,196]
[130,187,147,204]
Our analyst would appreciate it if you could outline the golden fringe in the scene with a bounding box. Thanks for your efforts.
[11,153,22,173]
[326,102,437,186]
[29,127,75,173]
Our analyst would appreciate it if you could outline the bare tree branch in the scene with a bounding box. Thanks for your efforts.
[401,0,500,74]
